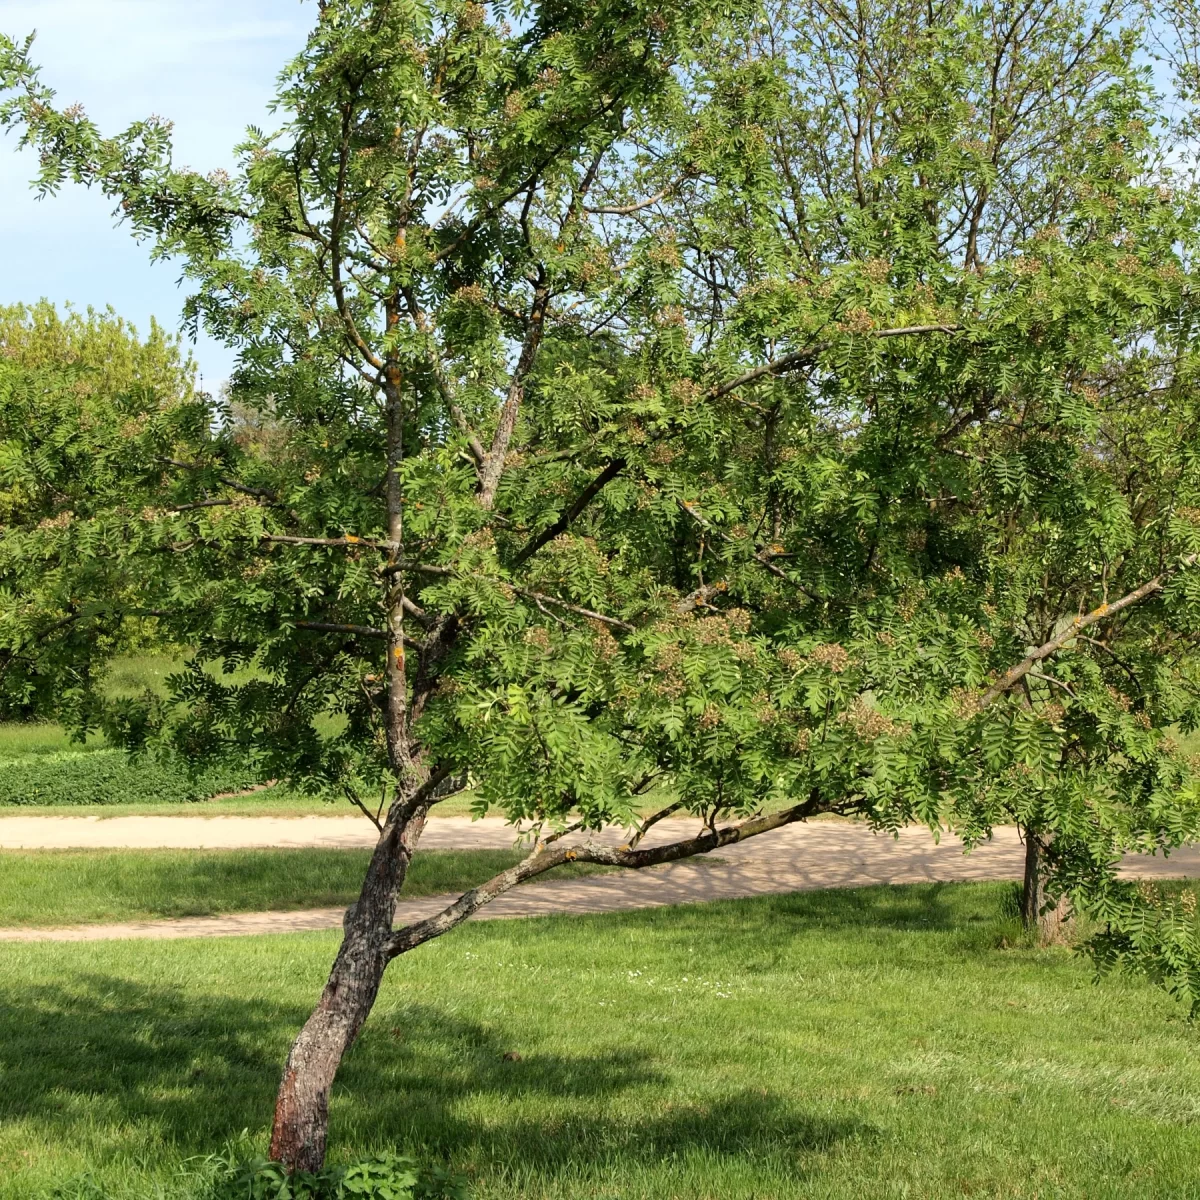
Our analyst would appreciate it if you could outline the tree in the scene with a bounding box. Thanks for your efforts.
[0,301,201,719]
[6,0,1200,1173]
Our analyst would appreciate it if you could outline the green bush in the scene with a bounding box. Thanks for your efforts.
[46,1152,469,1200]
[208,1153,469,1200]
[0,749,263,807]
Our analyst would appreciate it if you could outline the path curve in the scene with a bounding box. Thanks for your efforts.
[4,819,1200,942]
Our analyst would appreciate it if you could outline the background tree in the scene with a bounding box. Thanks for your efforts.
[5,0,1200,1173]
[0,301,201,720]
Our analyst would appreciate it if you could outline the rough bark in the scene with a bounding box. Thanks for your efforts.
[1020,829,1070,944]
[269,352,425,1174]
[269,805,428,1171]
[268,790,825,1171]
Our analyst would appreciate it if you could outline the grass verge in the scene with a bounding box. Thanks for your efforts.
[2,883,1200,1198]
[0,848,614,927]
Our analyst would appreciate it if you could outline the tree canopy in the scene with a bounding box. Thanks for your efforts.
[0,301,199,719]
[6,0,1200,1171]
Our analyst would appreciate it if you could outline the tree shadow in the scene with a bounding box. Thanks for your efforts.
[529,880,1003,959]
[0,972,868,1185]
[738,880,999,932]
[0,971,288,1150]
[345,1082,868,1179]
[336,1001,869,1178]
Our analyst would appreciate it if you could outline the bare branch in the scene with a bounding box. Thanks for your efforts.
[387,793,823,957]
[342,783,384,834]
[675,582,728,614]
[536,819,585,847]
[585,185,671,215]
[978,554,1200,710]
[401,596,430,624]
[169,499,243,512]
[294,620,388,638]
[1027,671,1077,698]
[709,324,961,401]
[514,587,634,632]
[626,800,684,850]
[510,457,626,568]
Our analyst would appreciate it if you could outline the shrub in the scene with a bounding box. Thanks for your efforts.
[0,749,263,806]
[209,1151,469,1200]
[46,1151,468,1200]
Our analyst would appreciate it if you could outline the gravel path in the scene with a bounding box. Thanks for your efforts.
[3,815,1199,942]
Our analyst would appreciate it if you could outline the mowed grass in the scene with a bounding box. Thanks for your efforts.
[2,883,1200,1198]
[0,848,613,926]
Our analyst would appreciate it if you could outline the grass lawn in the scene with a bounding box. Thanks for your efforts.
[0,722,109,759]
[0,848,614,926]
[2,882,1200,1198]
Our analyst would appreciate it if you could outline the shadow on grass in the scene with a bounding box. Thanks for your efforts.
[0,971,867,1181]
[356,1084,868,1175]
[556,879,1020,947]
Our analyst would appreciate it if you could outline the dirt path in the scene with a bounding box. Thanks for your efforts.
[0,813,409,850]
[3,818,1198,942]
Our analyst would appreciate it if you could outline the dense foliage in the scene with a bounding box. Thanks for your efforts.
[8,0,1200,1169]
[0,748,262,807]
[207,1149,469,1200]
[0,302,202,721]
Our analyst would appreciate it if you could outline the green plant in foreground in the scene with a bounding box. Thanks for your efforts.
[47,1148,469,1200]
[9,0,1200,1175]
[205,1149,468,1200]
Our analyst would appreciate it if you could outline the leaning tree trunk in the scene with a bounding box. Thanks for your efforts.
[1020,828,1070,944]
[269,806,426,1172]
[269,352,430,1173]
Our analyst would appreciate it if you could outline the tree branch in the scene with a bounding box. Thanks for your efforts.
[509,457,626,568]
[158,458,280,503]
[978,554,1200,710]
[342,783,384,833]
[709,324,960,401]
[386,793,823,957]
[478,279,550,509]
[675,582,728,614]
[261,533,398,552]
[678,501,823,602]
[294,621,388,638]
[626,799,684,850]
[585,186,671,215]
[513,586,634,632]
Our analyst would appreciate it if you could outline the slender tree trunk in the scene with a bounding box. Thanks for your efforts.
[270,348,422,1173]
[1020,828,1070,944]
[269,805,428,1172]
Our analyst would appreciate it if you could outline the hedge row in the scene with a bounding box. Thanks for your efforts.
[0,749,265,806]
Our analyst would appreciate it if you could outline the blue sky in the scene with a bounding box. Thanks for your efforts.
[0,1,313,388]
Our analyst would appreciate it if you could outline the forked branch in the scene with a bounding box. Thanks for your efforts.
[386,792,823,957]
[978,553,1200,710]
